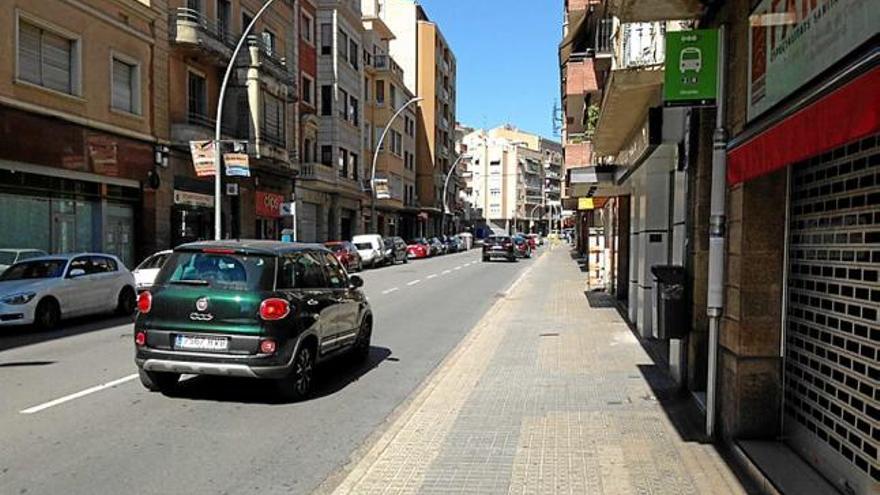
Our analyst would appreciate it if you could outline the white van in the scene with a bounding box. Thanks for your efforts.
[351,234,385,267]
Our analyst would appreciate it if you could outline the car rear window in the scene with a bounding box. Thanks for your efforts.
[0,259,67,280]
[354,243,372,250]
[487,236,509,243]
[155,251,276,291]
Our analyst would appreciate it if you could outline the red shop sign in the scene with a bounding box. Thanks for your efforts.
[256,191,284,218]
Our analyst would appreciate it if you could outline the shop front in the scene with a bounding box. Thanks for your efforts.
[255,191,285,240]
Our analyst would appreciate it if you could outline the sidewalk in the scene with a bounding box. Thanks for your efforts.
[329,247,752,494]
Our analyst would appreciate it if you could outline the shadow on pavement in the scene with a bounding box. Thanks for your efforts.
[165,346,393,405]
[0,315,134,352]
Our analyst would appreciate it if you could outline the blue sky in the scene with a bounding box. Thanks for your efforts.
[418,0,561,140]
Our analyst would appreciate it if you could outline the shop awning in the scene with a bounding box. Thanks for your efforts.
[727,67,880,184]
[592,65,664,156]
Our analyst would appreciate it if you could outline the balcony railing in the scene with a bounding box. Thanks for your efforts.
[373,54,404,79]
[243,36,296,88]
[618,22,666,69]
[170,8,235,60]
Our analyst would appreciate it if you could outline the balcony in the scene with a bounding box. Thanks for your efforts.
[169,8,235,64]
[607,0,703,22]
[171,110,241,144]
[373,54,404,80]
[242,36,296,89]
[439,116,449,131]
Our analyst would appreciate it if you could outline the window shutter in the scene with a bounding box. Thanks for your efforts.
[262,93,283,143]
[112,59,134,112]
[41,30,72,93]
[18,22,41,85]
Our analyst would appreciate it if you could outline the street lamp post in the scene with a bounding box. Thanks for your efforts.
[212,0,279,240]
[370,96,423,233]
[441,153,470,236]
[528,204,543,233]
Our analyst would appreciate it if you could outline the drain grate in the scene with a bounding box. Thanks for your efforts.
[539,332,560,337]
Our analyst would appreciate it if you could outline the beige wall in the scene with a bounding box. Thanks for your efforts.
[0,0,163,141]
[415,20,437,205]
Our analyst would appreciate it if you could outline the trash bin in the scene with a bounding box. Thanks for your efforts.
[651,265,688,340]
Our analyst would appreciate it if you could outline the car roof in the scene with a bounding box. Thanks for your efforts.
[177,240,330,256]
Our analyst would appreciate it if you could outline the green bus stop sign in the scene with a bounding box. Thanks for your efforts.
[664,29,718,106]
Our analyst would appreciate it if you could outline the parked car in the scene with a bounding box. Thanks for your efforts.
[428,237,445,256]
[442,236,462,254]
[133,250,172,292]
[134,240,372,400]
[406,239,430,259]
[482,235,517,262]
[513,235,532,258]
[525,234,538,250]
[528,233,543,246]
[0,253,136,330]
[382,237,408,265]
[324,241,363,272]
[0,249,48,276]
[352,234,385,268]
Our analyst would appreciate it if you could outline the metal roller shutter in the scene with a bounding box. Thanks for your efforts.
[298,202,318,243]
[785,133,880,492]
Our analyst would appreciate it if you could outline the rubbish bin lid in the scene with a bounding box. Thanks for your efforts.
[651,265,686,284]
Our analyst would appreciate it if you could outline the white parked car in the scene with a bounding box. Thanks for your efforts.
[0,253,136,329]
[0,249,48,276]
[132,250,172,291]
[352,234,385,268]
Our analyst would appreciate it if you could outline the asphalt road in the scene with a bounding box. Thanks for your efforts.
[0,248,537,495]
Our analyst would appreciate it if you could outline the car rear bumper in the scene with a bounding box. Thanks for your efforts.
[483,250,514,258]
[139,358,285,378]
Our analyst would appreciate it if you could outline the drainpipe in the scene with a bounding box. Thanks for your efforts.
[706,24,727,439]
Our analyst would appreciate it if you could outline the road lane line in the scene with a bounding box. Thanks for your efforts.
[427,274,438,279]
[382,287,400,295]
[454,266,462,270]
[406,279,421,286]
[20,374,138,415]
[442,270,451,275]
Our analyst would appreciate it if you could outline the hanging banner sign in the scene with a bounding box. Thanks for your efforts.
[189,140,215,177]
[224,153,251,177]
[663,29,718,106]
[374,178,391,200]
[747,0,880,121]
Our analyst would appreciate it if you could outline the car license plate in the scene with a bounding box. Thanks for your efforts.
[174,334,229,352]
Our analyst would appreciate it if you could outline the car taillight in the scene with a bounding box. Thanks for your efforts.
[260,339,277,354]
[135,331,146,346]
[137,291,152,314]
[260,298,290,320]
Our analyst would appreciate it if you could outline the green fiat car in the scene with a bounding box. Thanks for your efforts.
[134,240,372,400]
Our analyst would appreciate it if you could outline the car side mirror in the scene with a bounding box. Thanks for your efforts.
[68,268,86,278]
[349,275,364,288]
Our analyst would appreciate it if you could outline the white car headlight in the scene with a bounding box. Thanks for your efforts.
[2,292,37,305]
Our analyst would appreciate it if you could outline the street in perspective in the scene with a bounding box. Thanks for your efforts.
[0,0,878,494]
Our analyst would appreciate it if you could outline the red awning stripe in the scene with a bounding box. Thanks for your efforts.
[727,67,880,184]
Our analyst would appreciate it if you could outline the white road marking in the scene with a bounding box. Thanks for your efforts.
[442,270,451,275]
[406,279,421,286]
[454,266,463,270]
[20,374,138,415]
[427,274,438,279]
[382,287,400,295]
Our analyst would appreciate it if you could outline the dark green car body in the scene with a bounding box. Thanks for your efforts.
[134,240,371,390]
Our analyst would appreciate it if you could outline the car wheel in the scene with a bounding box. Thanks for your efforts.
[403,256,409,264]
[352,316,372,362]
[116,287,136,316]
[138,367,179,393]
[509,256,517,262]
[482,255,489,262]
[34,298,60,331]
[277,344,315,401]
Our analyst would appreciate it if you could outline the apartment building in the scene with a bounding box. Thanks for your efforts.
[297,0,322,241]
[0,0,169,267]
[381,0,457,236]
[299,0,365,242]
[563,1,880,492]
[165,0,298,247]
[360,0,417,239]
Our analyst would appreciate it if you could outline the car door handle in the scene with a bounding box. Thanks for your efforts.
[306,299,320,306]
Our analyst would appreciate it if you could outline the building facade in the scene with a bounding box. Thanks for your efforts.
[562,0,880,492]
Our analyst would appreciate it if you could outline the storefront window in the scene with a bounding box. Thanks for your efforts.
[0,193,51,251]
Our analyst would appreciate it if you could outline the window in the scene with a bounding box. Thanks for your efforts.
[262,29,276,56]
[364,76,369,101]
[301,73,314,105]
[321,253,348,288]
[320,23,332,55]
[187,71,207,122]
[300,11,314,44]
[277,253,327,289]
[303,138,313,162]
[364,123,371,150]
[389,84,397,108]
[390,130,402,156]
[338,88,349,120]
[349,39,358,69]
[241,10,254,31]
[91,256,118,273]
[350,153,359,181]
[262,92,285,146]
[17,18,80,95]
[320,145,332,166]
[187,0,202,11]
[320,85,332,116]
[375,80,385,105]
[337,29,348,60]
[111,56,140,114]
[339,148,349,178]
[217,0,232,41]
[349,96,359,126]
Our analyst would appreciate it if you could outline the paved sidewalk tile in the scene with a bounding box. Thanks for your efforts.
[331,248,750,495]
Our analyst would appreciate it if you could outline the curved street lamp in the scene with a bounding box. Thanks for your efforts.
[370,96,423,233]
[441,152,471,235]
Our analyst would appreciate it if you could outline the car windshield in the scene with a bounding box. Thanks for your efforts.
[354,243,372,250]
[0,252,17,265]
[154,251,276,291]
[0,259,67,280]
[135,253,169,271]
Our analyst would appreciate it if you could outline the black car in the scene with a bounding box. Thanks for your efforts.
[134,240,372,400]
[482,235,516,262]
[382,236,409,265]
